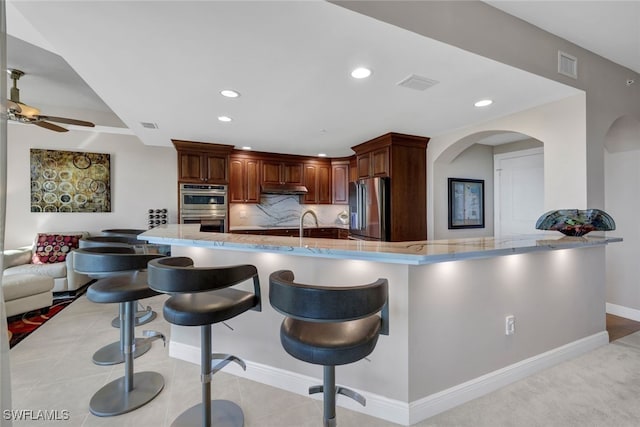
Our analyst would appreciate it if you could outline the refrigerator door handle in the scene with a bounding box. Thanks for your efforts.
[358,183,365,231]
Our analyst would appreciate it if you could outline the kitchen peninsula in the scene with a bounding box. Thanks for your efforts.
[141,224,621,425]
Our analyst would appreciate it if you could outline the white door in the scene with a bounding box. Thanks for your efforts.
[494,148,544,236]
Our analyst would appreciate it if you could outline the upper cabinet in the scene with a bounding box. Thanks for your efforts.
[356,146,389,178]
[229,154,260,203]
[303,160,332,204]
[331,159,350,205]
[172,140,233,184]
[261,159,304,185]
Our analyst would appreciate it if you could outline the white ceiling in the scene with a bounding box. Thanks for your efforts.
[5,1,636,156]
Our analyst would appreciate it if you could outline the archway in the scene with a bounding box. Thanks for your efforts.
[604,115,640,318]
[431,130,544,239]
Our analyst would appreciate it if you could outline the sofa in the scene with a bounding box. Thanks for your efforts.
[2,231,94,317]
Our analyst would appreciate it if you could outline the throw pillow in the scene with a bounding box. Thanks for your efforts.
[31,233,82,264]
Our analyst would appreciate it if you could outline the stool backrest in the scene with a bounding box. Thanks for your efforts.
[79,235,148,248]
[147,257,261,309]
[269,270,389,335]
[74,246,164,275]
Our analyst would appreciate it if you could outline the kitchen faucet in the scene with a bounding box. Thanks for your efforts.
[299,209,319,238]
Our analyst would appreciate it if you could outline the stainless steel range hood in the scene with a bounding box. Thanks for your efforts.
[260,183,308,195]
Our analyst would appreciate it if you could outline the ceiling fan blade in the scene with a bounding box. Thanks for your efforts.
[7,99,22,113]
[34,121,69,132]
[38,115,95,127]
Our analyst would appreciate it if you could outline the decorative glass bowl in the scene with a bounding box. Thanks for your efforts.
[535,209,616,237]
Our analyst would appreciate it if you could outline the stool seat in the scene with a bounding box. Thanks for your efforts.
[280,316,382,366]
[87,272,160,304]
[164,288,259,326]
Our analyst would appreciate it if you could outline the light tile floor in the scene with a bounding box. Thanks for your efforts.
[8,294,401,427]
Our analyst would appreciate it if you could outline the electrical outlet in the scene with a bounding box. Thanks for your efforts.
[239,210,247,219]
[505,315,515,336]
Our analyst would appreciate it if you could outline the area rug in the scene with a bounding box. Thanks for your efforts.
[7,294,77,348]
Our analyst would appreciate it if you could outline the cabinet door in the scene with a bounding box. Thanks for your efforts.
[178,151,204,182]
[245,159,260,203]
[357,153,371,178]
[303,164,317,204]
[229,158,245,202]
[262,161,282,184]
[204,153,228,184]
[317,164,332,204]
[282,162,304,184]
[371,147,390,177]
[331,162,349,204]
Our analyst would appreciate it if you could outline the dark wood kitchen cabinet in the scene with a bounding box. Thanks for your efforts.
[303,161,332,204]
[351,132,429,241]
[229,154,260,203]
[172,140,233,184]
[331,159,350,205]
[261,160,304,185]
[357,147,389,178]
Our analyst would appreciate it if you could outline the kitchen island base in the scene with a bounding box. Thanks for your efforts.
[157,242,608,425]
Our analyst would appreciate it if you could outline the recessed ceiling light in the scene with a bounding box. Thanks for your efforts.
[220,89,240,98]
[218,116,232,122]
[351,67,372,79]
[241,146,252,150]
[318,153,327,157]
[474,99,493,107]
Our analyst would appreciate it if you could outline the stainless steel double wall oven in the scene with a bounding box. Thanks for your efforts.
[179,183,227,232]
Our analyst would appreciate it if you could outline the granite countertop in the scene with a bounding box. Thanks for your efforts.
[141,224,622,266]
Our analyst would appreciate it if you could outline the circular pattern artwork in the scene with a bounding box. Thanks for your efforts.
[30,149,111,213]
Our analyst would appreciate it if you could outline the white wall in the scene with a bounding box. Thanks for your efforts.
[5,124,177,248]
[428,94,586,239]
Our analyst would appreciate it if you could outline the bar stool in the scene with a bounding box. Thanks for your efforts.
[80,235,157,329]
[74,245,158,366]
[74,246,166,416]
[147,256,261,427]
[269,270,389,427]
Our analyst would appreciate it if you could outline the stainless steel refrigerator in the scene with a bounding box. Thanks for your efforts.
[349,177,390,241]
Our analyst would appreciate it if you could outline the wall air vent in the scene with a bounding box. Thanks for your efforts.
[558,51,577,79]
[140,122,158,129]
[397,74,439,91]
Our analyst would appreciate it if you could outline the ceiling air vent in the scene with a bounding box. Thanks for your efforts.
[397,74,439,91]
[140,122,158,129]
[558,51,577,79]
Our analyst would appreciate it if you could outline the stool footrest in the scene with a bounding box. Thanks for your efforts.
[201,354,246,383]
[141,330,166,347]
[309,384,366,406]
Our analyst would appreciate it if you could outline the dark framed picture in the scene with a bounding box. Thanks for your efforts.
[448,178,484,229]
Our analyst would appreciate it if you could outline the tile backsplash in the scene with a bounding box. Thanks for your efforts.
[229,195,348,227]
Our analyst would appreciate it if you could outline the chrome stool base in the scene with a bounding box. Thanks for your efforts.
[89,371,164,417]
[171,400,244,427]
[92,338,151,366]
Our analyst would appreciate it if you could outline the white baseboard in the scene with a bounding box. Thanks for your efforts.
[606,302,640,322]
[170,331,608,426]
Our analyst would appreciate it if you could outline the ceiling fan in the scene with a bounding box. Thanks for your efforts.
[6,69,95,132]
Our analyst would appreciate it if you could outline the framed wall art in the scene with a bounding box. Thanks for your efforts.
[30,148,111,213]
[448,178,484,229]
